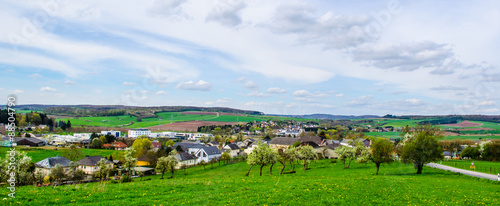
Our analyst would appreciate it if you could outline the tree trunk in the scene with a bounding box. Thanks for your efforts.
[171,170,175,178]
[347,159,352,169]
[342,160,346,169]
[246,165,254,176]
[303,161,307,172]
[161,171,164,179]
[416,163,423,174]
[270,163,274,175]
[375,163,380,175]
[280,162,286,175]
[260,165,264,176]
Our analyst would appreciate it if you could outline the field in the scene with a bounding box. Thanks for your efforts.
[439,160,500,175]
[0,147,122,163]
[441,120,483,127]
[1,160,499,205]
[146,121,241,132]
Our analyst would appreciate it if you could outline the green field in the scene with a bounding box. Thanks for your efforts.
[0,147,122,163]
[440,160,500,175]
[203,115,265,122]
[1,159,499,205]
[441,135,500,140]
[16,110,43,114]
[439,121,500,134]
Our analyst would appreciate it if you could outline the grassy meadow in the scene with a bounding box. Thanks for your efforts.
[1,159,499,205]
[440,159,500,175]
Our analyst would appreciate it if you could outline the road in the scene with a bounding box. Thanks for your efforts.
[426,163,499,181]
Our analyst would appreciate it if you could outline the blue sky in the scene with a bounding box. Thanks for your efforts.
[1,0,499,115]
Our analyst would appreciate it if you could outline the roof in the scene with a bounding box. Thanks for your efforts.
[16,137,44,144]
[175,152,197,161]
[77,156,112,166]
[269,137,299,146]
[35,156,72,169]
[203,146,221,155]
[81,139,91,144]
[152,142,162,148]
[172,142,204,151]
[326,143,341,150]
[226,143,240,150]
[137,155,150,161]
[300,136,323,145]
[112,141,127,148]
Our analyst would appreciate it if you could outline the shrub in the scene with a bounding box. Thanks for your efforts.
[121,175,133,183]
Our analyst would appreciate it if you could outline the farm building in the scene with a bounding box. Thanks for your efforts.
[35,156,72,176]
[77,156,113,175]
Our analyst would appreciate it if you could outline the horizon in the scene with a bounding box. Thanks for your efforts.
[1,1,499,116]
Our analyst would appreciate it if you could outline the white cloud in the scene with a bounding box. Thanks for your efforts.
[430,86,467,91]
[40,87,57,92]
[267,87,287,94]
[247,91,269,98]
[123,82,138,86]
[292,90,330,98]
[478,100,495,106]
[156,91,167,95]
[206,0,247,27]
[336,93,344,97]
[29,73,42,79]
[176,80,212,91]
[236,77,247,82]
[205,102,214,105]
[148,0,189,18]
[347,95,374,106]
[244,81,258,90]
[64,80,77,85]
[216,98,231,103]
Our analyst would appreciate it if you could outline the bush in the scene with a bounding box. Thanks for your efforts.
[330,159,337,163]
[43,176,55,184]
[121,175,133,183]
[461,146,480,159]
[109,179,119,184]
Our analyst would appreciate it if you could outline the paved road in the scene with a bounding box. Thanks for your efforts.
[426,163,499,181]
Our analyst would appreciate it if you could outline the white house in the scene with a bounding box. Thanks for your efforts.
[77,156,113,175]
[128,129,151,138]
[101,130,121,138]
[187,133,213,141]
[188,146,221,163]
[223,143,241,158]
[174,152,198,169]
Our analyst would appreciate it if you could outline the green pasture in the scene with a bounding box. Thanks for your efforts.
[439,160,500,175]
[1,159,499,205]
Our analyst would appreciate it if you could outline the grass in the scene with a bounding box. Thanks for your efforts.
[439,159,500,175]
[202,115,265,122]
[441,135,500,140]
[0,146,122,163]
[363,132,402,139]
[1,160,499,205]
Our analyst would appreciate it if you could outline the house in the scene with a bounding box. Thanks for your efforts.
[151,142,162,150]
[101,130,121,138]
[128,129,151,138]
[189,146,222,163]
[15,137,45,147]
[172,142,204,152]
[269,137,299,150]
[77,156,113,175]
[174,152,198,169]
[315,143,341,159]
[340,138,371,148]
[35,156,72,176]
[300,136,323,147]
[223,143,241,158]
[136,156,152,166]
[112,141,128,150]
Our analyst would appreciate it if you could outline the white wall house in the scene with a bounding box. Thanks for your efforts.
[188,146,221,163]
[101,130,121,137]
[187,133,213,141]
[77,156,113,176]
[128,129,151,138]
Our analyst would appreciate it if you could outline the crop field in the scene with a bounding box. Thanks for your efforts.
[439,121,500,135]
[0,147,122,163]
[363,118,429,128]
[1,160,499,205]
[441,135,500,140]
[203,115,265,122]
[439,160,500,175]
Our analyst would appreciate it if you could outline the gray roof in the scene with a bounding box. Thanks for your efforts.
[77,156,112,166]
[269,137,299,146]
[203,146,221,155]
[300,136,323,145]
[175,152,197,161]
[36,156,72,169]
[172,142,204,151]
[226,143,240,150]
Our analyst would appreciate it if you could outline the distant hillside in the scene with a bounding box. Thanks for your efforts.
[15,105,264,118]
[267,114,380,120]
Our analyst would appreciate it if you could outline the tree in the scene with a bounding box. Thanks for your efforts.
[246,142,275,176]
[482,141,500,161]
[92,138,103,149]
[180,164,188,175]
[199,160,207,170]
[132,138,152,158]
[236,132,244,142]
[122,147,137,176]
[156,156,169,179]
[96,158,111,181]
[66,120,72,129]
[298,145,317,172]
[164,140,175,147]
[209,158,217,169]
[4,150,34,186]
[221,152,231,165]
[164,155,179,178]
[62,144,83,161]
[334,146,356,169]
[401,132,443,174]
[50,164,66,186]
[283,147,299,173]
[99,136,107,144]
[267,149,279,175]
[370,139,394,175]
[461,146,480,159]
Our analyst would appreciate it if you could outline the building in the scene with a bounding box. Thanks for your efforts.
[101,130,121,138]
[112,141,128,150]
[35,156,72,176]
[174,152,198,169]
[223,143,241,158]
[269,137,300,150]
[128,129,151,138]
[189,146,222,163]
[15,137,45,147]
[136,156,152,167]
[77,156,113,175]
[172,142,205,152]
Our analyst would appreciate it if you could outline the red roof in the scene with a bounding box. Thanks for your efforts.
[112,141,128,148]
[103,144,112,148]
[152,142,162,148]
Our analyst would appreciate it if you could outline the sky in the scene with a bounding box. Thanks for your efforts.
[1,0,500,116]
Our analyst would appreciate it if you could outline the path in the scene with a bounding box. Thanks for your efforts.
[426,163,499,181]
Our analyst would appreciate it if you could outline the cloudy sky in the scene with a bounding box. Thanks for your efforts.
[1,0,499,115]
